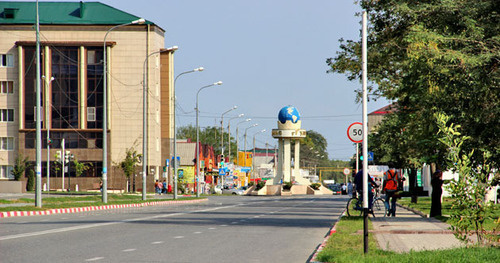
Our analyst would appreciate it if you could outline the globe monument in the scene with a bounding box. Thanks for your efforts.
[272,106,306,185]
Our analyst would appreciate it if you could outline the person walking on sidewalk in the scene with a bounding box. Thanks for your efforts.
[383,169,400,217]
[430,170,443,217]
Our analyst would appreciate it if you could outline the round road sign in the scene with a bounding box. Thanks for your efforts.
[343,168,351,175]
[347,122,363,143]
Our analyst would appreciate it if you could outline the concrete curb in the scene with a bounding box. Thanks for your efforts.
[309,209,345,263]
[0,198,208,218]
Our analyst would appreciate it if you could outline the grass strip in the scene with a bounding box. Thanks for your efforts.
[316,216,499,263]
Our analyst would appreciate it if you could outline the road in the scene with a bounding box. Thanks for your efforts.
[0,195,347,263]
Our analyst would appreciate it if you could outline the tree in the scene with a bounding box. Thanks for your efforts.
[119,148,141,192]
[11,153,29,181]
[327,0,499,168]
[177,125,237,157]
[72,158,91,177]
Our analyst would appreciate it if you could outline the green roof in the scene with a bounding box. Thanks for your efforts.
[0,1,155,26]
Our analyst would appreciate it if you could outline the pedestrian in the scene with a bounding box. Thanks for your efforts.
[383,169,399,217]
[158,180,163,195]
[167,183,172,193]
[347,181,353,197]
[162,180,167,194]
[154,180,159,195]
[430,170,443,217]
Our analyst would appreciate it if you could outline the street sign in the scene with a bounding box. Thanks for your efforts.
[347,122,363,143]
[368,151,374,161]
[343,168,351,175]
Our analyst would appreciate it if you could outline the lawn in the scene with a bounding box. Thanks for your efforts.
[0,193,202,212]
[316,216,500,263]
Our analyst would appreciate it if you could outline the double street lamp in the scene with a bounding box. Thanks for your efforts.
[102,18,145,203]
[235,118,251,165]
[220,106,237,158]
[173,67,204,199]
[227,114,244,164]
[142,46,178,200]
[243,124,259,167]
[195,81,223,197]
[252,129,266,180]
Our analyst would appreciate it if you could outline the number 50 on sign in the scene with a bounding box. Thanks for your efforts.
[347,122,363,143]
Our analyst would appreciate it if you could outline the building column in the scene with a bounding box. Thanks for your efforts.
[274,138,284,184]
[283,138,291,183]
[294,140,300,178]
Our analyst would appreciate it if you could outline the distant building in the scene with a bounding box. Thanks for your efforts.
[0,2,174,191]
[368,103,397,133]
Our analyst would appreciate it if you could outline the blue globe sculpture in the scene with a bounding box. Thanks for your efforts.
[278,106,301,124]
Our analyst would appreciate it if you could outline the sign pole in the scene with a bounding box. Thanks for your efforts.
[361,10,369,254]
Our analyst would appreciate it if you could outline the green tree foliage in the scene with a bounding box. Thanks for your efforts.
[119,148,141,192]
[436,112,496,246]
[26,169,35,191]
[11,154,29,181]
[327,0,499,168]
[177,125,237,157]
[299,130,329,167]
[72,158,91,177]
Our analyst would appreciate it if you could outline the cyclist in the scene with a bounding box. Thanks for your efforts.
[353,170,378,210]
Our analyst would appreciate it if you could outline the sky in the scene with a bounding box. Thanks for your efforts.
[44,0,391,160]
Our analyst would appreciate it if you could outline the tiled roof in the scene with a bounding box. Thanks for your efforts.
[0,1,155,26]
[369,103,398,116]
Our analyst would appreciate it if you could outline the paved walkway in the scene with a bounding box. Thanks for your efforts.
[371,205,463,253]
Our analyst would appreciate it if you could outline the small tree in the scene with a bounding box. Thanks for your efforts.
[72,158,91,177]
[11,154,29,181]
[26,169,35,191]
[436,113,496,246]
[119,148,141,193]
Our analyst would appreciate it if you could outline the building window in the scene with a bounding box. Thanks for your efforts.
[1,109,14,122]
[23,47,39,128]
[86,48,103,129]
[0,165,14,179]
[0,81,14,94]
[0,137,14,150]
[87,107,96,122]
[0,54,14,67]
[52,47,79,129]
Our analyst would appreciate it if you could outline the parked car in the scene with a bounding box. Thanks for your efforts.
[222,187,244,195]
[213,185,223,194]
[330,184,342,195]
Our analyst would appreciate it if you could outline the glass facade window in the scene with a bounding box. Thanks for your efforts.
[86,48,103,128]
[25,131,102,149]
[0,54,14,67]
[1,109,14,122]
[23,47,40,128]
[51,47,79,129]
[0,137,14,150]
[0,165,14,179]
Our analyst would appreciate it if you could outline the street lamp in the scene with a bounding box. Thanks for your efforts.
[196,81,223,197]
[173,67,204,200]
[235,118,251,166]
[227,114,244,164]
[244,124,259,167]
[220,106,237,158]
[142,46,178,200]
[102,17,145,203]
[252,129,266,181]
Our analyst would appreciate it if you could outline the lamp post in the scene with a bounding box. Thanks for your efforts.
[196,81,223,197]
[243,124,259,167]
[102,18,145,203]
[173,67,204,199]
[142,46,178,200]
[235,118,251,166]
[252,129,266,182]
[227,114,243,164]
[220,106,237,159]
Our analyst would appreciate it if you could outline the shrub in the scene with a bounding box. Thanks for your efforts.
[310,183,321,190]
[283,181,293,191]
[26,169,35,191]
[255,181,266,191]
[248,182,255,187]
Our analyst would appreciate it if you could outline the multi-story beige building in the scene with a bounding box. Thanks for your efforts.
[0,1,175,191]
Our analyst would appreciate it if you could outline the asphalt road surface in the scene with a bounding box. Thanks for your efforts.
[0,195,347,263]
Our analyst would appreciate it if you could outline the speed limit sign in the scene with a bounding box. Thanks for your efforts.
[347,122,363,143]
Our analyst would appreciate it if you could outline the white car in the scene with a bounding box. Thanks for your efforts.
[222,187,244,195]
[213,185,223,194]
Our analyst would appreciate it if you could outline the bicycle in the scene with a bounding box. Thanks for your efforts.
[346,188,387,217]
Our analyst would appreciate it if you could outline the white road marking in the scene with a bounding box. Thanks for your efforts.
[194,232,202,234]
[122,248,136,252]
[174,236,184,239]
[61,217,68,220]
[219,225,228,227]
[208,227,216,230]
[231,222,238,224]
[152,241,164,244]
[0,204,243,241]
[85,257,104,261]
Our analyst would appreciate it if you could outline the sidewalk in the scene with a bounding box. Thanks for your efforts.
[371,205,463,253]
